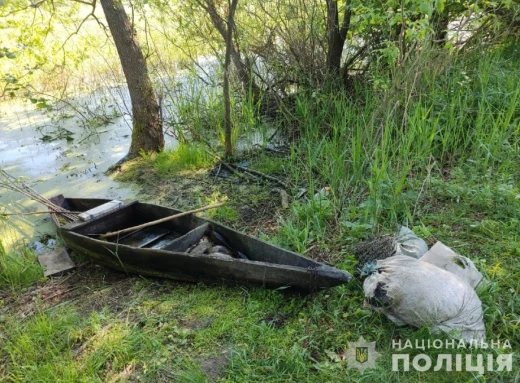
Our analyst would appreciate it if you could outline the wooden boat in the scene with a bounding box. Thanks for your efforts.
[48,195,352,291]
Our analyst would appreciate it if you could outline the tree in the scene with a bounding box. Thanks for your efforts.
[198,0,260,101]
[99,0,164,159]
[325,0,351,77]
[223,0,239,158]
[1,0,165,159]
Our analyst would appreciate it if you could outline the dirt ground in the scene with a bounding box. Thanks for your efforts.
[115,159,285,237]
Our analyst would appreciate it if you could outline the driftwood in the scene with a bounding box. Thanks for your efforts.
[101,203,224,239]
[230,163,288,189]
[203,146,288,189]
[0,169,78,221]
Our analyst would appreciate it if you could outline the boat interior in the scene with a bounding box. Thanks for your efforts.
[55,197,214,253]
[51,196,324,268]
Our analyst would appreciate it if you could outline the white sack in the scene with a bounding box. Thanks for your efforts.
[420,241,483,289]
[394,226,429,258]
[363,255,485,342]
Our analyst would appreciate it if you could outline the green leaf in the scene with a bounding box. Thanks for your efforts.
[419,1,432,15]
[436,0,445,13]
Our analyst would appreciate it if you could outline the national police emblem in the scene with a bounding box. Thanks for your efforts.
[356,346,369,363]
[343,336,381,373]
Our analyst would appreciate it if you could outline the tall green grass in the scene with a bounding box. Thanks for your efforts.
[0,239,42,292]
[150,143,214,175]
[274,47,520,250]
[166,73,264,153]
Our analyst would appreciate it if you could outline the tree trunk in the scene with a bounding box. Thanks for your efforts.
[223,0,239,158]
[325,0,351,76]
[202,0,261,101]
[431,10,450,47]
[99,0,164,158]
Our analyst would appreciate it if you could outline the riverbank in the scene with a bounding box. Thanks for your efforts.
[1,150,519,381]
[1,47,519,382]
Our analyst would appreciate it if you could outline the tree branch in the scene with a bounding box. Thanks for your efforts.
[58,0,98,54]
[339,0,352,40]
[1,0,49,17]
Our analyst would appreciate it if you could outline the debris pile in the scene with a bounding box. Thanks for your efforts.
[356,227,486,342]
[187,231,248,260]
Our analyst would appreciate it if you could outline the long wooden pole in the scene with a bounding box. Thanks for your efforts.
[1,211,81,216]
[101,202,225,239]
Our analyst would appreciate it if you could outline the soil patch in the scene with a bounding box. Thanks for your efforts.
[115,158,284,236]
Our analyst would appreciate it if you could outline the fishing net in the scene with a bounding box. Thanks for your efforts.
[353,226,429,273]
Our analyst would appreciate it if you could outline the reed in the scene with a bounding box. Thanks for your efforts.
[0,170,78,221]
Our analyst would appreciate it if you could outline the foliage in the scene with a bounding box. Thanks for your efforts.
[2,0,519,110]
[272,46,520,251]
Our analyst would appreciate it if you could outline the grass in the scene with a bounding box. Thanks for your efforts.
[270,46,520,252]
[206,205,239,224]
[0,238,42,293]
[149,143,214,175]
[1,306,146,382]
[249,154,287,175]
[1,47,520,382]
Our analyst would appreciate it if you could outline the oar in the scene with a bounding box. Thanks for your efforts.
[100,202,225,239]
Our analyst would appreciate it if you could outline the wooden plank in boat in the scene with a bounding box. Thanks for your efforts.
[66,202,139,234]
[109,227,147,242]
[137,230,172,248]
[78,200,124,221]
[161,223,209,252]
[116,227,171,248]
[146,232,183,249]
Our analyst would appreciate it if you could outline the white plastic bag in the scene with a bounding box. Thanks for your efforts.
[363,255,485,342]
[420,241,483,289]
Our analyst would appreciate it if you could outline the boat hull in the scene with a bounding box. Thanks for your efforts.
[50,196,352,292]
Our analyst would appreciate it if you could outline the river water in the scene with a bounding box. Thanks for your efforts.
[0,82,272,249]
[0,92,150,248]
